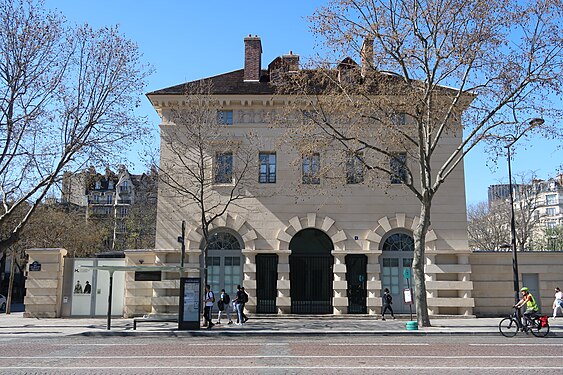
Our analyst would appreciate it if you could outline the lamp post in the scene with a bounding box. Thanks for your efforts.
[504,118,544,304]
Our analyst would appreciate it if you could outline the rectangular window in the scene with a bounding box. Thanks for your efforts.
[546,194,557,205]
[116,221,127,232]
[259,152,276,183]
[119,181,130,192]
[546,221,557,229]
[390,152,408,184]
[217,110,233,125]
[118,207,128,218]
[546,207,556,216]
[346,152,364,184]
[215,152,233,184]
[302,153,320,184]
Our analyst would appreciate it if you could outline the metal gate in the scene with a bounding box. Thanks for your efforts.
[256,254,278,314]
[346,254,367,314]
[290,255,333,314]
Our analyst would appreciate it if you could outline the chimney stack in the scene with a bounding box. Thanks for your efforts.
[360,37,374,77]
[244,35,262,82]
[282,51,299,72]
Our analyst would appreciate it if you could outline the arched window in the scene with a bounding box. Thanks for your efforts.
[207,231,242,250]
[382,233,414,252]
[205,230,243,298]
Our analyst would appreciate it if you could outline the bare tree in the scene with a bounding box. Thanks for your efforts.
[295,0,563,326]
[155,82,256,287]
[467,201,510,251]
[0,0,152,254]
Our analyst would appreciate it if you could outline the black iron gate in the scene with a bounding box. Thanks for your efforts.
[290,255,333,314]
[256,254,278,314]
[346,254,367,314]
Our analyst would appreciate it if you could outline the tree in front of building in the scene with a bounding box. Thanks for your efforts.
[121,169,158,250]
[536,226,563,251]
[468,201,510,251]
[298,0,563,326]
[155,83,256,286]
[0,0,152,255]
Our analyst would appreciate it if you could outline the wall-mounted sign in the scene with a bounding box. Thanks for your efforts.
[29,261,41,272]
[134,271,162,281]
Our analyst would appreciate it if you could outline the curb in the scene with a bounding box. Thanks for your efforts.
[76,329,559,338]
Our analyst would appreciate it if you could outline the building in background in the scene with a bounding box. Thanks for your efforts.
[62,166,158,250]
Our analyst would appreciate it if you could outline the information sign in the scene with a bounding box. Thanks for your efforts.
[178,277,201,330]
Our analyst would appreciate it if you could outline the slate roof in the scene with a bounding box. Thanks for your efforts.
[147,69,276,96]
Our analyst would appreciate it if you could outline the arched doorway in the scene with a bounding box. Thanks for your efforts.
[289,228,334,314]
[204,229,243,297]
[379,231,415,314]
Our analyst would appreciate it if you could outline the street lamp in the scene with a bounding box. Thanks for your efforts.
[504,117,544,304]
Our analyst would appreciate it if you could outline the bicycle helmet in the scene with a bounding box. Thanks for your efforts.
[520,287,529,292]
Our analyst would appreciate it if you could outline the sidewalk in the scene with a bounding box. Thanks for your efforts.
[1,312,562,338]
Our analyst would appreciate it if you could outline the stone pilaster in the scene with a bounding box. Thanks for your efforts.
[24,248,67,318]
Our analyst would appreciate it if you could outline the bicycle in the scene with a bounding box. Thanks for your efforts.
[498,307,550,337]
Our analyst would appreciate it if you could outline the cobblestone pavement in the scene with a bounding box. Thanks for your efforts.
[1,312,562,338]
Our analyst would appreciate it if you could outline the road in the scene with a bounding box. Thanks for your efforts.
[0,334,561,374]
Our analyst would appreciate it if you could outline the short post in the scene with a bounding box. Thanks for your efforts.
[107,270,114,330]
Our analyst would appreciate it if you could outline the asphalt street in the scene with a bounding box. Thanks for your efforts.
[1,312,562,373]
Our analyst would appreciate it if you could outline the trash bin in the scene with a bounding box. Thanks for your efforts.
[406,321,418,330]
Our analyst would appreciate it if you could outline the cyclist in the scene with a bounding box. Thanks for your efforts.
[514,287,539,329]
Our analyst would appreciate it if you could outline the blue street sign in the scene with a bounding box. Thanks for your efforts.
[403,268,411,279]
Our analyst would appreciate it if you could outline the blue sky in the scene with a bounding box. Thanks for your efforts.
[45,0,561,206]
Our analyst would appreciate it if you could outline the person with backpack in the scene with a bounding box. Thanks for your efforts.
[234,285,249,325]
[216,289,233,325]
[203,284,215,329]
[381,288,395,320]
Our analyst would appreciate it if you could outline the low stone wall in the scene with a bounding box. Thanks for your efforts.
[24,248,67,318]
[470,251,563,317]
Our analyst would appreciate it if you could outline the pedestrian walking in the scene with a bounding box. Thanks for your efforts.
[381,288,395,320]
[216,289,233,325]
[553,287,563,318]
[234,285,248,325]
[203,284,215,329]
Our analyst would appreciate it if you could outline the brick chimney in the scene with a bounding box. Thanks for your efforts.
[282,51,299,72]
[244,35,262,82]
[360,37,374,77]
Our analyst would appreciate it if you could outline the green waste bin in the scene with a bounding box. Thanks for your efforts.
[406,321,418,330]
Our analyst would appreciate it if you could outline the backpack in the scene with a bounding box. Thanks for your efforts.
[223,293,230,305]
[209,291,215,303]
[242,291,249,303]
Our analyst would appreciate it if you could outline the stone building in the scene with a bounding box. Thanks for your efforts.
[140,35,474,317]
[61,166,157,250]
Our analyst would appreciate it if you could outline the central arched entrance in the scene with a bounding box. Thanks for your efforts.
[289,228,334,314]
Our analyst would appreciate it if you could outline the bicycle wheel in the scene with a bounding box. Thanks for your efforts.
[530,322,550,337]
[499,317,518,337]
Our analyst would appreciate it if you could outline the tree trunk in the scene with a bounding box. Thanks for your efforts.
[413,195,432,327]
[6,250,16,315]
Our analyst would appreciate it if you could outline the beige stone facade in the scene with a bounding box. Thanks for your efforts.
[142,36,475,317]
[471,251,563,316]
